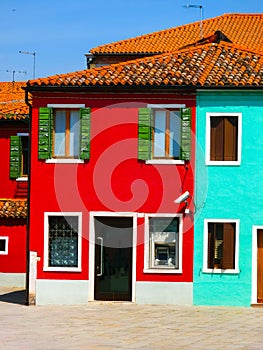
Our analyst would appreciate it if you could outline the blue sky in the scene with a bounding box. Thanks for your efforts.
[0,0,262,82]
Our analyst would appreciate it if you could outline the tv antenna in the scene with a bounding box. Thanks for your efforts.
[4,69,27,82]
[184,4,204,39]
[19,50,36,79]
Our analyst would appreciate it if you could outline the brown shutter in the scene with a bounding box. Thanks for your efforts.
[210,117,224,161]
[224,117,237,161]
[222,223,235,269]
[207,223,215,269]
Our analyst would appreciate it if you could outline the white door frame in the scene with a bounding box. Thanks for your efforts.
[88,211,137,302]
[251,225,263,304]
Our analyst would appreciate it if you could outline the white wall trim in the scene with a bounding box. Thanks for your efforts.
[144,213,183,274]
[47,104,85,108]
[203,219,240,274]
[146,159,185,165]
[88,211,137,302]
[205,112,242,166]
[43,212,82,272]
[251,226,263,304]
[147,104,186,109]
[45,159,84,164]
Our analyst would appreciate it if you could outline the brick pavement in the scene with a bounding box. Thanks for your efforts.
[0,287,263,349]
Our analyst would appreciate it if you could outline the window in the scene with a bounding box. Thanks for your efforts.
[0,237,8,255]
[54,110,80,158]
[203,220,239,273]
[144,215,182,273]
[44,213,82,271]
[10,134,29,179]
[138,107,191,162]
[38,106,90,161]
[206,113,241,165]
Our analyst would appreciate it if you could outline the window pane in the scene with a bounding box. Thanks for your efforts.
[169,111,180,158]
[69,111,80,157]
[149,217,179,268]
[154,111,166,157]
[54,111,66,156]
[21,136,29,175]
[207,222,236,269]
[48,216,79,267]
[0,239,6,252]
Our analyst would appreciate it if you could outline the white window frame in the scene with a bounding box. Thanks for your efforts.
[0,236,9,255]
[44,212,82,272]
[203,219,240,274]
[206,112,242,166]
[144,213,183,274]
[45,104,85,164]
[146,104,186,165]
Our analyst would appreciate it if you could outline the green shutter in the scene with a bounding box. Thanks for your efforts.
[10,136,22,179]
[80,107,91,160]
[38,107,53,159]
[138,108,152,160]
[180,108,191,161]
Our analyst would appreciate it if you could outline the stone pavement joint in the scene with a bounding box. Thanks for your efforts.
[1,287,263,349]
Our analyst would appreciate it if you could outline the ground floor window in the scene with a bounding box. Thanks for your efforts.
[203,219,239,273]
[44,213,82,271]
[0,237,8,255]
[144,215,182,273]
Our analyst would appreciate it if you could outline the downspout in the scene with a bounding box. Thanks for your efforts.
[25,89,32,306]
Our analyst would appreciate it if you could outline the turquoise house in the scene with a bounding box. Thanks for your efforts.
[194,91,263,306]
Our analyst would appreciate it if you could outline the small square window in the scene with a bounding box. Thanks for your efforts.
[203,220,239,273]
[44,213,82,271]
[0,237,8,255]
[206,113,241,165]
[145,216,182,273]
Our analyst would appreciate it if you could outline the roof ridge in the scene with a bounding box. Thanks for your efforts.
[90,13,263,53]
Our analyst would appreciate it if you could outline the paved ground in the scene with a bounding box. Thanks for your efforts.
[1,287,263,349]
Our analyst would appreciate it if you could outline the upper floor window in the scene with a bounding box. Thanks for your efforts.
[10,134,29,179]
[138,106,191,163]
[38,106,90,162]
[206,113,242,165]
[54,110,80,158]
[153,109,181,159]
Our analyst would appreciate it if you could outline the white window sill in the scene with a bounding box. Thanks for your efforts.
[43,267,82,272]
[16,177,28,182]
[202,268,240,274]
[206,161,241,166]
[45,159,84,164]
[143,268,182,274]
[146,159,185,165]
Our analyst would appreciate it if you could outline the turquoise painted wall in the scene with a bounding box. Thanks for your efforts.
[194,91,263,306]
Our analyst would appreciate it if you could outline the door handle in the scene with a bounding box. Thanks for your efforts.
[97,236,104,276]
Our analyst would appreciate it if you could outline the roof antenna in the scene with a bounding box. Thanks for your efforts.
[19,51,36,79]
[5,70,27,83]
[184,4,204,39]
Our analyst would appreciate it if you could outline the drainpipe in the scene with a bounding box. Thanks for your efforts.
[24,89,32,306]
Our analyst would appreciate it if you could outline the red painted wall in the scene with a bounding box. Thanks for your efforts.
[29,93,195,282]
[0,122,28,274]
[0,123,28,198]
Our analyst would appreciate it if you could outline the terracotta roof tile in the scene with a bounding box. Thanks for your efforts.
[27,43,263,88]
[0,82,29,120]
[90,14,263,54]
[0,199,27,219]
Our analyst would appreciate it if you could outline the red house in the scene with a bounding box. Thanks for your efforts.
[25,54,196,304]
[0,82,29,288]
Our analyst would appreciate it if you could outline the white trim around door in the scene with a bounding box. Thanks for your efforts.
[88,212,137,302]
